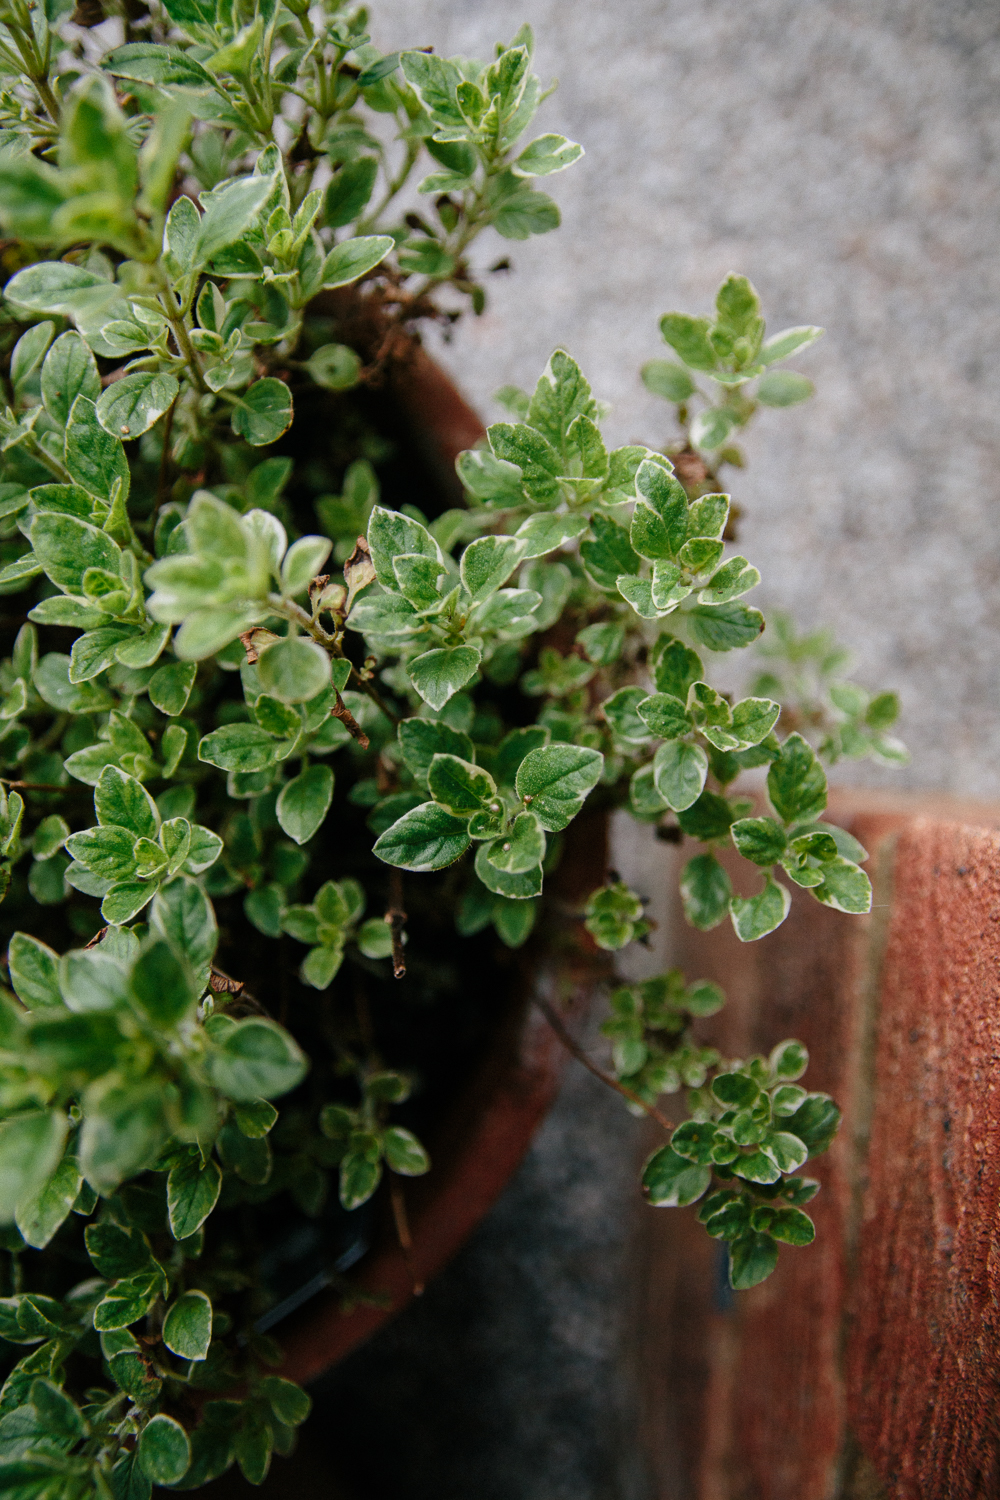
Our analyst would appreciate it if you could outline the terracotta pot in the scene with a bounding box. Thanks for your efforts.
[306,290,487,510]
[385,340,488,508]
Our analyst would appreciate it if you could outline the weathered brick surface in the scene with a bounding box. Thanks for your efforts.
[847,818,1000,1499]
[640,793,1000,1500]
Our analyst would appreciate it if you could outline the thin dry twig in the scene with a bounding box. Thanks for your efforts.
[534,996,674,1133]
[331,691,370,750]
[385,869,407,979]
[388,1172,423,1297]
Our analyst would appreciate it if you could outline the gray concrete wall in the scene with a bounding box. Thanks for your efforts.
[320,4,1000,1495]
[381,0,1000,799]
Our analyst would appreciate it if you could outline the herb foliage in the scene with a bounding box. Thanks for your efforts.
[0,0,904,1489]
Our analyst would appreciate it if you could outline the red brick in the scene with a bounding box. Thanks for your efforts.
[847,818,1000,1499]
[639,792,1000,1500]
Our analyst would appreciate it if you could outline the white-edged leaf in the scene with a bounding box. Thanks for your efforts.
[96,372,179,439]
[321,235,394,288]
[276,764,334,845]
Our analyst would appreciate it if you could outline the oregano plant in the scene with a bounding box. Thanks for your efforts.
[0,1,905,1492]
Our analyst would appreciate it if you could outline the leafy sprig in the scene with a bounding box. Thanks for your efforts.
[644,1034,838,1289]
[642,272,823,468]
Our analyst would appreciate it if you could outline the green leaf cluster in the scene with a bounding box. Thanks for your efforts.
[752,614,909,767]
[584,881,650,951]
[642,1037,839,1288]
[0,0,904,1477]
[319,1070,430,1212]
[64,766,221,923]
[641,273,823,461]
[280,876,395,988]
[601,969,724,1100]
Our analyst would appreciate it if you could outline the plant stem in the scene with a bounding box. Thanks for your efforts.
[18,431,74,485]
[266,594,401,727]
[388,1172,423,1297]
[157,278,207,394]
[535,996,674,1133]
[385,869,406,980]
[5,11,59,124]
[347,668,400,727]
[32,72,60,126]
[357,137,419,233]
[270,594,335,643]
